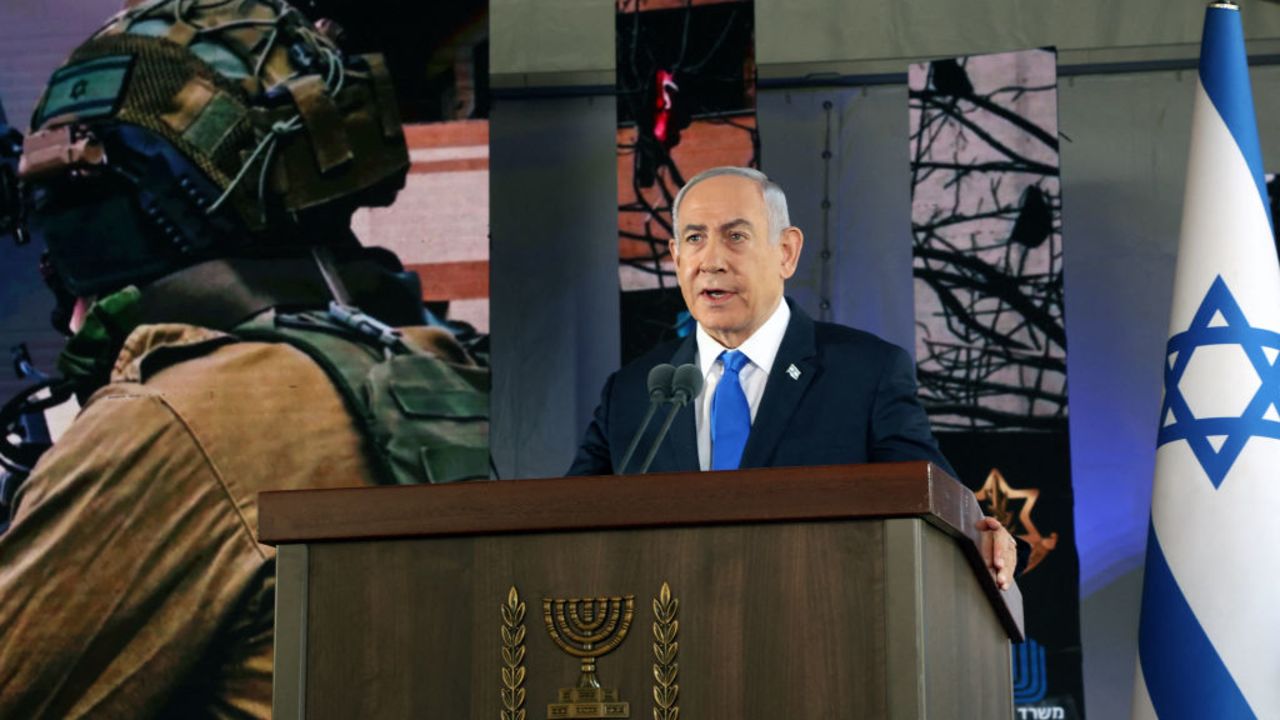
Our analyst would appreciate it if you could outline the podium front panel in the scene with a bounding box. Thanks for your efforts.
[275,516,1013,719]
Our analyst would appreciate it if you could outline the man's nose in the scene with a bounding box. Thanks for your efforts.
[698,238,726,272]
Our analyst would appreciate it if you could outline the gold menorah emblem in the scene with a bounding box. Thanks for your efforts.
[542,595,635,719]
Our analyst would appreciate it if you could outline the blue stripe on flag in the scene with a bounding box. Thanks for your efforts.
[1138,524,1255,719]
[1199,5,1272,226]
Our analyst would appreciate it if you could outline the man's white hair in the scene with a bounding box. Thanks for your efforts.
[670,166,790,249]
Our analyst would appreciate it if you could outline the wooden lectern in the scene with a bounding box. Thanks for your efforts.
[259,461,1023,719]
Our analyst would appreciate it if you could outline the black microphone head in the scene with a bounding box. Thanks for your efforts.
[647,363,676,401]
[670,363,704,405]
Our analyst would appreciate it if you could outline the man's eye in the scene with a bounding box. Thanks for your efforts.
[685,234,703,244]
[730,232,747,242]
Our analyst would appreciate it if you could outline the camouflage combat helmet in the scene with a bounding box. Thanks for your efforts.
[18,0,409,297]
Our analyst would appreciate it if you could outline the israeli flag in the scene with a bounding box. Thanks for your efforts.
[1132,3,1280,718]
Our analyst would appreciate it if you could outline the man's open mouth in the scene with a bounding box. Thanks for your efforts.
[702,289,734,301]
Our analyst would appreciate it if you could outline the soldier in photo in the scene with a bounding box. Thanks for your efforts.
[0,1,489,716]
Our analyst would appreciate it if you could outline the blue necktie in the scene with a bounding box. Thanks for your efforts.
[711,350,751,470]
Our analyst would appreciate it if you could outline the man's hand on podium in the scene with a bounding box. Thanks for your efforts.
[976,517,1018,591]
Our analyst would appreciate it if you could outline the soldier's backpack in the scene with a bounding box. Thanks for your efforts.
[234,302,490,485]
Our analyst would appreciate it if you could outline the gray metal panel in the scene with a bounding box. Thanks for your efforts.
[757,85,917,353]
[489,94,620,479]
[755,0,1280,76]
[490,0,614,79]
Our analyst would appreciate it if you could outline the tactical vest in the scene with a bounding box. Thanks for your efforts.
[234,305,490,486]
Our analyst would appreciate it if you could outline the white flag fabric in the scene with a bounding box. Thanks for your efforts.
[1132,3,1280,719]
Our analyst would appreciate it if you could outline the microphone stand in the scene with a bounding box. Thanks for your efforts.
[616,364,675,475]
[636,364,703,474]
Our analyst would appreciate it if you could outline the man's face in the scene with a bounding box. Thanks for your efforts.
[670,175,802,349]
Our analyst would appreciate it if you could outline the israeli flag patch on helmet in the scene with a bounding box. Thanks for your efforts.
[37,55,135,127]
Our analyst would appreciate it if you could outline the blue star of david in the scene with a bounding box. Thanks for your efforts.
[1160,275,1280,488]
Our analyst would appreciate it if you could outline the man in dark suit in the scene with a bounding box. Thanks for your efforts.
[570,166,1023,587]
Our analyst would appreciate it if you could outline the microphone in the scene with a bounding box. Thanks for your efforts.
[636,363,704,474]
[615,363,676,475]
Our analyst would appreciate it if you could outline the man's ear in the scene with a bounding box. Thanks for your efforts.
[778,226,804,279]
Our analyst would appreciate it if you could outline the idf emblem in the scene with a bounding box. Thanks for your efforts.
[975,468,1058,574]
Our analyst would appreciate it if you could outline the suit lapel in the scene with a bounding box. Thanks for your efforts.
[739,302,818,468]
[663,336,700,471]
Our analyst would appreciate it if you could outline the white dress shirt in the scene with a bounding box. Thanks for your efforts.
[693,298,791,470]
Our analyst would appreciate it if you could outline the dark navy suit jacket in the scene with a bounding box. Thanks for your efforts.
[569,300,956,477]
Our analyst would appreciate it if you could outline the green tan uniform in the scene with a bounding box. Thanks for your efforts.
[0,315,476,718]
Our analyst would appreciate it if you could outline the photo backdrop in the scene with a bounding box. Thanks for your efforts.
[615,0,758,362]
[909,48,1084,718]
[320,0,492,340]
